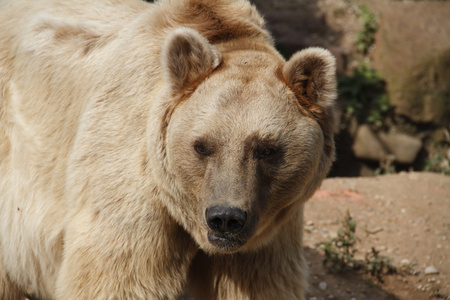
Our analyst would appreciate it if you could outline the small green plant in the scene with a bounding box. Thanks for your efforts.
[375,154,396,175]
[425,152,450,175]
[366,94,390,127]
[365,247,397,282]
[319,211,396,281]
[339,62,391,128]
[424,140,450,175]
[320,210,362,274]
[355,5,378,55]
[339,4,391,128]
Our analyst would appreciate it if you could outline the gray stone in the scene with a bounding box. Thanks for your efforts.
[352,125,422,164]
[400,259,411,267]
[378,131,423,164]
[424,265,439,275]
[352,125,388,162]
[319,281,328,291]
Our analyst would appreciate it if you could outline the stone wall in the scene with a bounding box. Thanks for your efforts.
[373,2,450,127]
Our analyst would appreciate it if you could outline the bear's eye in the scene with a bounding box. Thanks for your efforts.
[262,148,274,156]
[255,147,278,159]
[194,143,211,157]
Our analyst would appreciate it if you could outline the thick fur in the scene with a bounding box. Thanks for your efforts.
[0,0,337,299]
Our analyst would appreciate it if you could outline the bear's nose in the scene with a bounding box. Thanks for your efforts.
[205,206,247,234]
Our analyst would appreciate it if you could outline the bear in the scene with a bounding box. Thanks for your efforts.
[0,0,337,299]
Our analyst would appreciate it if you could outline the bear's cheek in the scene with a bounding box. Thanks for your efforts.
[245,143,322,238]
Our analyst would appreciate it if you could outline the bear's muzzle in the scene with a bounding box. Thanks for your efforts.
[205,205,255,252]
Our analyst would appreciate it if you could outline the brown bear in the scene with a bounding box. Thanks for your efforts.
[0,0,337,299]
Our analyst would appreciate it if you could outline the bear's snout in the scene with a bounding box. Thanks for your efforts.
[205,205,252,251]
[205,206,247,234]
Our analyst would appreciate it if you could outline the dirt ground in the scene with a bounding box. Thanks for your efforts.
[303,172,450,300]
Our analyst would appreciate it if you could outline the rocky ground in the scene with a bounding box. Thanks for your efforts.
[303,172,450,300]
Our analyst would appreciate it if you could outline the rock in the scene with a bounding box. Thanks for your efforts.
[319,281,328,291]
[306,220,314,227]
[400,259,411,267]
[352,125,388,161]
[424,265,439,275]
[377,131,423,164]
[373,2,450,126]
[352,125,422,164]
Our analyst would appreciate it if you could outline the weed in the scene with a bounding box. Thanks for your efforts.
[355,5,378,55]
[425,151,450,175]
[424,137,450,175]
[339,61,391,128]
[339,4,392,129]
[375,154,396,175]
[365,247,397,282]
[320,210,362,274]
[319,211,396,281]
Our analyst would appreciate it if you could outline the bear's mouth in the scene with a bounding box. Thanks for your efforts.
[207,232,247,252]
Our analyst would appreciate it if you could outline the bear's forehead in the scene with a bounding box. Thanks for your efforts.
[190,80,307,140]
[222,50,282,69]
[209,52,286,101]
[186,50,303,131]
[199,74,289,112]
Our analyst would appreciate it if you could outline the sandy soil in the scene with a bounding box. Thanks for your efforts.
[304,172,449,300]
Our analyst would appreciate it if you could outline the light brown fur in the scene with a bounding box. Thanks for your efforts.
[0,0,337,299]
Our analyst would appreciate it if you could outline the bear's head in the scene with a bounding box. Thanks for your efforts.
[154,27,337,254]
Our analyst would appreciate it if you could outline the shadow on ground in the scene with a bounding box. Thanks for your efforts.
[305,247,399,300]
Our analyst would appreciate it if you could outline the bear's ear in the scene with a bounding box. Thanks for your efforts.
[162,27,221,94]
[283,47,337,109]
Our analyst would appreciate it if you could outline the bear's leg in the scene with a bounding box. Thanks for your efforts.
[56,205,198,299]
[188,207,307,300]
[0,255,25,300]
